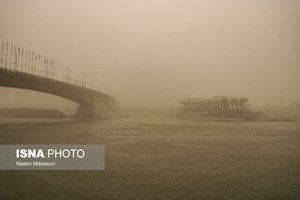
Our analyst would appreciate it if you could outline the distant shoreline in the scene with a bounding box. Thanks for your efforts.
[0,108,68,119]
[178,115,300,122]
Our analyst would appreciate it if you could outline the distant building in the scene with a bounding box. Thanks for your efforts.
[180,96,250,117]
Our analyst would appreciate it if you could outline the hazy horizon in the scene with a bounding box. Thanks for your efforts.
[1,0,299,110]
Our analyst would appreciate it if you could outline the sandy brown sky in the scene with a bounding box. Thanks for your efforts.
[0,0,299,109]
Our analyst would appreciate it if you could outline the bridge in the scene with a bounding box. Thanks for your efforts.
[0,68,115,117]
[0,42,115,117]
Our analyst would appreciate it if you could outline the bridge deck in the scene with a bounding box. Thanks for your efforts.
[0,68,115,107]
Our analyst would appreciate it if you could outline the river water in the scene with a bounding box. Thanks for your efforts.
[0,117,299,200]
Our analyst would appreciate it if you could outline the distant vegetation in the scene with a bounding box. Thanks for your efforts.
[0,108,68,118]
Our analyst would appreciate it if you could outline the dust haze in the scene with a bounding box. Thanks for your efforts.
[0,0,300,112]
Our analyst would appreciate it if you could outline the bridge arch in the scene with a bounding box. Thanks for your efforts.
[0,69,115,117]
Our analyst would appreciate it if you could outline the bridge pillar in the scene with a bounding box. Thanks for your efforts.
[75,104,95,118]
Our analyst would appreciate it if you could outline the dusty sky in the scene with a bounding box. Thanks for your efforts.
[0,0,299,110]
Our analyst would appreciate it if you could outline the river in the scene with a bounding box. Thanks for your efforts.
[0,117,299,200]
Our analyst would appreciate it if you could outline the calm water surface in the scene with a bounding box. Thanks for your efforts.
[0,117,299,200]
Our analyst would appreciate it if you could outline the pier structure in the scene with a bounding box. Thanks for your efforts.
[180,96,249,116]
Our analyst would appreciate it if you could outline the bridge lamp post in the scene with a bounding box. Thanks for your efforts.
[42,56,45,77]
[45,57,51,78]
[28,51,31,74]
[33,53,36,75]
[14,46,15,71]
[25,50,27,73]
[39,55,42,77]
[44,56,46,77]
[41,55,44,77]
[31,51,34,74]
[15,46,17,71]
[9,44,12,70]
[45,57,48,78]
[5,42,8,69]
[1,42,3,68]
[31,52,34,74]
[81,76,85,87]
[53,60,55,80]
[50,59,54,79]
[21,48,24,72]
[37,55,40,76]
[66,69,71,83]
[29,51,31,74]
[49,59,51,78]
[50,58,53,79]
[17,47,21,71]
[45,58,49,78]
[40,55,43,76]
[14,45,17,71]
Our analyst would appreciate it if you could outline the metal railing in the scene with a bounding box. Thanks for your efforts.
[0,41,112,95]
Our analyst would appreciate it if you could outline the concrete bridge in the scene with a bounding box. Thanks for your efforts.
[0,68,115,117]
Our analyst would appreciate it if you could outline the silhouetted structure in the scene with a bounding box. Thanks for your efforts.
[0,42,115,118]
[0,67,115,118]
[180,96,250,117]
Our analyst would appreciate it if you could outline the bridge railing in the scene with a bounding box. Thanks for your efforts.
[0,42,112,95]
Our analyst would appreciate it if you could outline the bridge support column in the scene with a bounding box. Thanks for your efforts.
[76,104,95,118]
